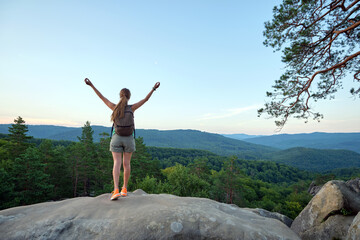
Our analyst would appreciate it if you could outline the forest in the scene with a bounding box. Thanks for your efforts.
[1,117,359,220]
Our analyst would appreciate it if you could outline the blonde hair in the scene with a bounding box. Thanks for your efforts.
[111,88,131,121]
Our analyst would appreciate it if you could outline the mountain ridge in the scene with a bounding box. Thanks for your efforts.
[1,124,359,154]
[264,147,360,172]
[226,132,360,153]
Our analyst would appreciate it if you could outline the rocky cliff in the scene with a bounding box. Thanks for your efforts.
[0,189,298,240]
[292,179,360,240]
[2,179,359,240]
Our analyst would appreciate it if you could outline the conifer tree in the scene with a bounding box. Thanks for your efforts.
[8,116,32,158]
[0,167,15,209]
[68,142,83,197]
[78,121,94,146]
[11,147,53,205]
[95,132,113,194]
[76,121,97,196]
[212,156,244,204]
[39,140,72,199]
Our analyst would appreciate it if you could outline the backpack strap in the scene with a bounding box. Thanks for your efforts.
[110,123,114,138]
[127,105,135,138]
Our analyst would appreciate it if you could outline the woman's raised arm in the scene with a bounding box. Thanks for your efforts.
[84,78,116,110]
[132,82,160,112]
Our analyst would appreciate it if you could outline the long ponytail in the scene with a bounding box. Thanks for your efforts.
[111,88,131,122]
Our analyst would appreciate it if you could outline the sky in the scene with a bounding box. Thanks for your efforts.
[0,0,359,135]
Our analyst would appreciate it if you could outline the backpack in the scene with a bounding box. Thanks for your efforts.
[112,105,135,137]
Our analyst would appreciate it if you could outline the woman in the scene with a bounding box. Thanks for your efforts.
[84,78,160,200]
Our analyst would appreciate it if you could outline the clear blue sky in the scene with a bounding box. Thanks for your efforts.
[0,0,359,135]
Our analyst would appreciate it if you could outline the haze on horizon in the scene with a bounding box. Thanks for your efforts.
[1,1,359,135]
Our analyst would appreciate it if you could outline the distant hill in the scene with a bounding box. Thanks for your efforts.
[240,132,360,153]
[222,133,263,140]
[0,124,278,160]
[135,129,278,159]
[264,147,360,172]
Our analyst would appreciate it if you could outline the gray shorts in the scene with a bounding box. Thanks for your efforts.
[109,134,136,153]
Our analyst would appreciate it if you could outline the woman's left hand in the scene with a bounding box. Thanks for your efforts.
[153,82,160,90]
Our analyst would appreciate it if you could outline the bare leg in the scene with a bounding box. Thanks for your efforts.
[112,152,122,190]
[122,152,133,189]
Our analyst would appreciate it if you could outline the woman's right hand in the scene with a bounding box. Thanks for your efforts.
[84,78,93,87]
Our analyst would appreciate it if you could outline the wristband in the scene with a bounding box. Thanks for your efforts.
[153,87,156,91]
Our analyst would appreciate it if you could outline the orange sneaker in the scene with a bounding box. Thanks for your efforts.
[110,189,120,200]
[120,187,127,197]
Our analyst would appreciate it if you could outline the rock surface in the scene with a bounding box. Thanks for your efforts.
[0,190,299,240]
[292,180,360,240]
[307,181,323,196]
[244,208,293,227]
[346,212,360,240]
[346,178,360,194]
[300,215,354,240]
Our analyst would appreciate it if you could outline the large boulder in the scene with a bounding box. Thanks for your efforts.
[0,190,299,240]
[346,212,360,240]
[291,180,360,240]
[300,215,354,240]
[307,181,323,196]
[346,178,360,194]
